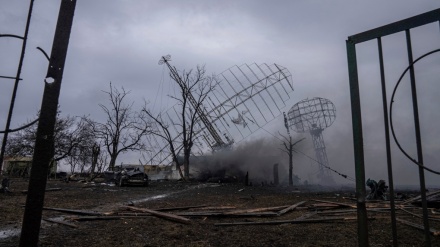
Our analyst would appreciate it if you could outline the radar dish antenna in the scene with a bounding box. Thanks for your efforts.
[287,97,336,183]
[144,56,294,166]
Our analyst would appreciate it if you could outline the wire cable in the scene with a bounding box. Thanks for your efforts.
[259,125,356,181]
[0,118,38,134]
[389,48,440,175]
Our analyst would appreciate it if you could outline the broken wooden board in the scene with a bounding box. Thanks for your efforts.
[399,208,440,222]
[396,218,440,236]
[124,206,191,224]
[22,188,62,194]
[214,216,375,226]
[152,205,208,212]
[197,206,237,211]
[68,215,152,221]
[311,199,356,209]
[42,207,105,216]
[222,205,290,215]
[43,218,77,228]
[293,212,318,221]
[177,211,278,217]
[277,201,306,216]
[402,190,440,205]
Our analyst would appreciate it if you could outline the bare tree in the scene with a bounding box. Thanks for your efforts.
[94,151,109,173]
[143,65,219,180]
[279,113,305,186]
[5,112,95,175]
[279,134,304,186]
[89,83,150,171]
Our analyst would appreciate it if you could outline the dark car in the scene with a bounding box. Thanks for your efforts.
[105,166,148,187]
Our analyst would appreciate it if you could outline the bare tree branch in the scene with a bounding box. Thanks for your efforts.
[88,83,151,170]
[142,65,219,180]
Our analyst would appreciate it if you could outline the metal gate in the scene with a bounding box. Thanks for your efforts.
[0,1,36,173]
[347,8,440,247]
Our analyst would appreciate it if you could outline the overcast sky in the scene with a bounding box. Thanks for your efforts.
[1,1,440,186]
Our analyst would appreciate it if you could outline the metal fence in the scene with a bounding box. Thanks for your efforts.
[0,1,35,174]
[346,8,440,247]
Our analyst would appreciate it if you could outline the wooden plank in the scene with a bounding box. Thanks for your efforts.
[293,212,318,221]
[152,205,208,211]
[400,208,440,222]
[42,207,104,216]
[215,216,373,226]
[223,205,290,215]
[311,199,356,208]
[396,218,440,236]
[277,201,306,216]
[22,188,62,194]
[310,203,341,208]
[197,206,237,211]
[124,206,190,224]
[318,209,357,214]
[402,190,440,205]
[68,215,151,221]
[177,211,278,217]
[43,218,77,228]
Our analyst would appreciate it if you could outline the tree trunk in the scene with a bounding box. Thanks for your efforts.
[174,159,185,180]
[289,153,293,186]
[273,164,279,185]
[184,154,190,179]
[90,146,99,179]
[109,155,117,171]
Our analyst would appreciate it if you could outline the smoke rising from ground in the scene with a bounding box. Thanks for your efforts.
[191,136,311,185]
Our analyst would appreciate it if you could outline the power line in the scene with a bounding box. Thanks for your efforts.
[260,126,355,182]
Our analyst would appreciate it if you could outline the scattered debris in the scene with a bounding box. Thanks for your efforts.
[43,218,77,228]
[366,178,388,200]
[42,207,105,216]
[0,178,11,193]
[152,204,208,212]
[214,216,374,227]
[30,184,440,242]
[223,205,291,216]
[311,199,356,209]
[396,218,440,236]
[123,206,191,224]
[21,188,61,194]
[277,201,306,216]
[105,166,149,187]
[403,190,440,209]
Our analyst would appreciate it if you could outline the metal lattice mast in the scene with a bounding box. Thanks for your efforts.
[144,61,294,166]
[287,97,336,182]
[310,128,330,177]
[159,55,228,149]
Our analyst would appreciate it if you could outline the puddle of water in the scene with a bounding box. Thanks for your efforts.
[0,228,20,240]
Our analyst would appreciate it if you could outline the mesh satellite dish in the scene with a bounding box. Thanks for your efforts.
[143,55,294,166]
[287,97,336,183]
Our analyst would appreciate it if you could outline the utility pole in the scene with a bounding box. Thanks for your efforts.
[159,55,230,150]
[19,1,76,246]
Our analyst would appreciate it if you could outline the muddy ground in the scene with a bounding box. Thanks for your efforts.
[0,178,439,247]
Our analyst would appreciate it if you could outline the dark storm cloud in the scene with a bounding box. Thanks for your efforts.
[1,0,439,185]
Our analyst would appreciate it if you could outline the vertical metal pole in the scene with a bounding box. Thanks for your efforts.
[377,37,398,247]
[19,1,76,246]
[0,0,35,173]
[405,29,431,246]
[346,40,368,247]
